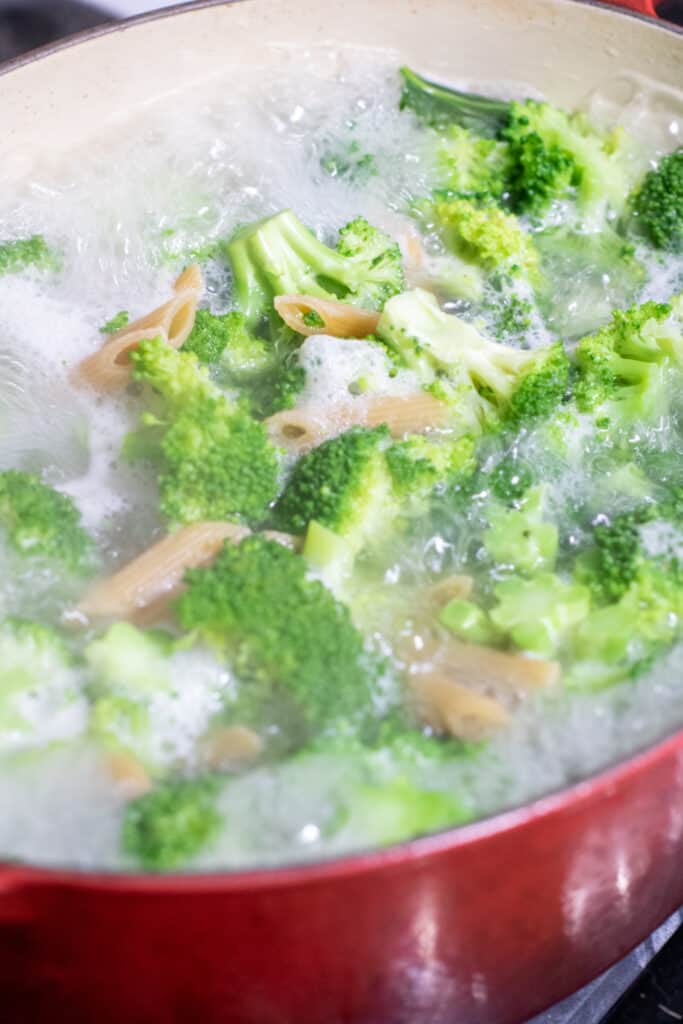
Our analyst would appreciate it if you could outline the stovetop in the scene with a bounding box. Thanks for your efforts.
[2,2,683,1022]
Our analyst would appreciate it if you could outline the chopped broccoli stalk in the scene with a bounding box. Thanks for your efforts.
[420,196,539,279]
[0,235,55,276]
[303,519,355,590]
[0,618,87,753]
[630,147,683,252]
[85,622,175,698]
[399,67,509,136]
[489,573,590,655]
[0,470,94,572]
[386,434,476,499]
[129,336,279,525]
[574,299,682,427]
[338,775,468,846]
[440,599,501,646]
[274,426,394,552]
[431,124,512,202]
[377,289,569,431]
[483,485,558,573]
[176,536,380,734]
[534,226,647,339]
[226,210,404,328]
[122,776,222,871]
[100,311,129,335]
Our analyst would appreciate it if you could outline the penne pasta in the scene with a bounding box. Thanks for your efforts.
[73,264,203,392]
[267,393,450,453]
[426,575,474,607]
[107,751,152,798]
[409,671,509,741]
[75,521,250,625]
[200,725,263,769]
[274,294,380,338]
[73,523,301,626]
[407,635,560,692]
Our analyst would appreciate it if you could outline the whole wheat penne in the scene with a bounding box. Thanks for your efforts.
[73,264,203,392]
[200,725,263,769]
[409,636,560,692]
[107,751,152,798]
[76,521,250,624]
[426,575,474,607]
[274,294,380,338]
[267,393,450,453]
[410,671,509,741]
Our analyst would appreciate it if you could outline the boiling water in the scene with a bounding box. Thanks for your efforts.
[0,50,682,870]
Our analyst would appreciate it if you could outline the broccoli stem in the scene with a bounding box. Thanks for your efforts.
[399,67,510,137]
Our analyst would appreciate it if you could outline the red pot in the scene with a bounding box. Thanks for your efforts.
[0,2,681,1021]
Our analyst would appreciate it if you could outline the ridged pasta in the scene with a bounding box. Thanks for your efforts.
[266,393,449,453]
[409,671,510,741]
[199,725,263,769]
[274,294,380,338]
[73,264,203,392]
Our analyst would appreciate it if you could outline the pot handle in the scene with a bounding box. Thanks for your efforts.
[600,0,659,14]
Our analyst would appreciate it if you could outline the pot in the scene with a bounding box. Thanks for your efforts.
[0,2,682,1021]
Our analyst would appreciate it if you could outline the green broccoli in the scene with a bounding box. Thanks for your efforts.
[385,434,476,500]
[129,336,280,525]
[629,147,683,251]
[182,309,269,372]
[489,454,535,502]
[418,196,539,279]
[100,311,129,335]
[574,506,656,605]
[320,140,377,185]
[534,226,647,339]
[176,536,380,735]
[568,559,683,691]
[0,470,93,572]
[226,210,404,328]
[0,235,55,276]
[122,776,223,870]
[0,618,88,754]
[431,124,512,202]
[574,299,682,427]
[489,572,590,655]
[85,622,224,774]
[439,599,502,646]
[273,426,394,552]
[335,776,468,846]
[491,293,534,344]
[400,68,634,218]
[483,485,558,574]
[377,288,569,431]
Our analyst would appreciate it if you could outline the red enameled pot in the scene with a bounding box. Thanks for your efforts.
[0,1,681,1021]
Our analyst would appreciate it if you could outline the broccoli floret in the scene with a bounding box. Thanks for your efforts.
[489,572,590,655]
[575,506,655,605]
[630,147,683,252]
[85,622,223,773]
[273,426,394,552]
[100,311,129,335]
[0,470,94,572]
[483,485,558,573]
[386,434,476,498]
[0,618,87,753]
[0,235,55,276]
[377,288,569,431]
[320,141,377,185]
[176,536,379,734]
[337,776,468,847]
[431,125,512,203]
[568,559,683,690]
[182,309,269,372]
[489,455,535,502]
[399,69,634,218]
[534,226,647,339]
[129,336,279,525]
[226,210,404,328]
[419,196,539,279]
[122,776,222,871]
[491,293,533,344]
[574,300,682,426]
